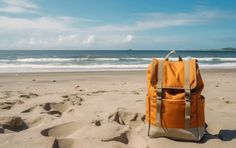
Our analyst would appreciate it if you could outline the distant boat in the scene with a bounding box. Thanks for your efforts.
[128,49,133,51]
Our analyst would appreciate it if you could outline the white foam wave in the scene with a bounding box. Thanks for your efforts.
[199,63,236,69]
[0,64,148,69]
[150,57,236,62]
[0,59,11,62]
[1,57,235,63]
[92,58,119,61]
[0,62,235,73]
[16,58,74,62]
[188,57,236,61]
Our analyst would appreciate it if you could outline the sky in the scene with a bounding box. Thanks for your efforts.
[0,0,236,50]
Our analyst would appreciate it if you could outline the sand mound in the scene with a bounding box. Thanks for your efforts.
[108,108,145,126]
[54,138,127,148]
[53,138,74,148]
[102,130,129,144]
[41,122,82,138]
[46,121,131,146]
[23,116,44,128]
[127,131,148,148]
[100,122,148,147]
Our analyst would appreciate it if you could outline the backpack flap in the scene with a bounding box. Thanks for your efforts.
[150,59,197,90]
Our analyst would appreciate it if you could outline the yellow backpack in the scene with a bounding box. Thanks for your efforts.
[145,50,205,141]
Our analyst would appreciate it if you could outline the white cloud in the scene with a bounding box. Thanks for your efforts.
[0,16,71,30]
[57,36,65,44]
[0,5,34,13]
[17,37,48,46]
[122,35,134,43]
[0,10,229,32]
[55,16,95,23]
[94,10,229,32]
[56,34,79,45]
[83,35,96,45]
[28,38,35,45]
[3,0,38,9]
[0,9,234,50]
[0,0,38,13]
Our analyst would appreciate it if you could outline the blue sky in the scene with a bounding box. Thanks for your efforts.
[0,0,235,50]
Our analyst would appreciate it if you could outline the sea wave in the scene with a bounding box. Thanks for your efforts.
[16,58,75,62]
[200,63,236,68]
[3,57,234,62]
[0,64,148,69]
[0,56,236,73]
[194,57,236,62]
[0,62,236,68]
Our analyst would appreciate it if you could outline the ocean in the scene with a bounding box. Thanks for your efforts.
[0,50,236,73]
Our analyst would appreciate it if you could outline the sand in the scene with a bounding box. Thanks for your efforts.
[0,70,236,148]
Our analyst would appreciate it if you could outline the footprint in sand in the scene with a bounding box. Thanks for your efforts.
[0,91,34,100]
[40,122,85,148]
[19,92,39,99]
[98,123,130,145]
[0,100,24,110]
[101,128,129,144]
[81,90,110,96]
[61,94,83,105]
[41,102,70,117]
[88,108,147,146]
[104,113,147,147]
[41,122,89,148]
[91,119,103,126]
[0,91,12,100]
[108,108,145,126]
[82,90,120,96]
[41,117,147,147]
[135,100,143,102]
[99,122,147,147]
[0,91,38,110]
[0,116,45,134]
[131,90,140,95]
[41,121,131,146]
[22,94,83,117]
[0,116,28,133]
[22,102,71,117]
[218,97,234,104]
[91,90,108,94]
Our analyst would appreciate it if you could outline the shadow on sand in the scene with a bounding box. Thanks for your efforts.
[200,129,236,143]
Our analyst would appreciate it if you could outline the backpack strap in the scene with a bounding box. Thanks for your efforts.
[156,60,163,127]
[184,60,191,129]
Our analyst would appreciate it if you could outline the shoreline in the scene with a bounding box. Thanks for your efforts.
[0,68,236,75]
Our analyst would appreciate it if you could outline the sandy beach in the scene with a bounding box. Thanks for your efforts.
[0,69,236,148]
